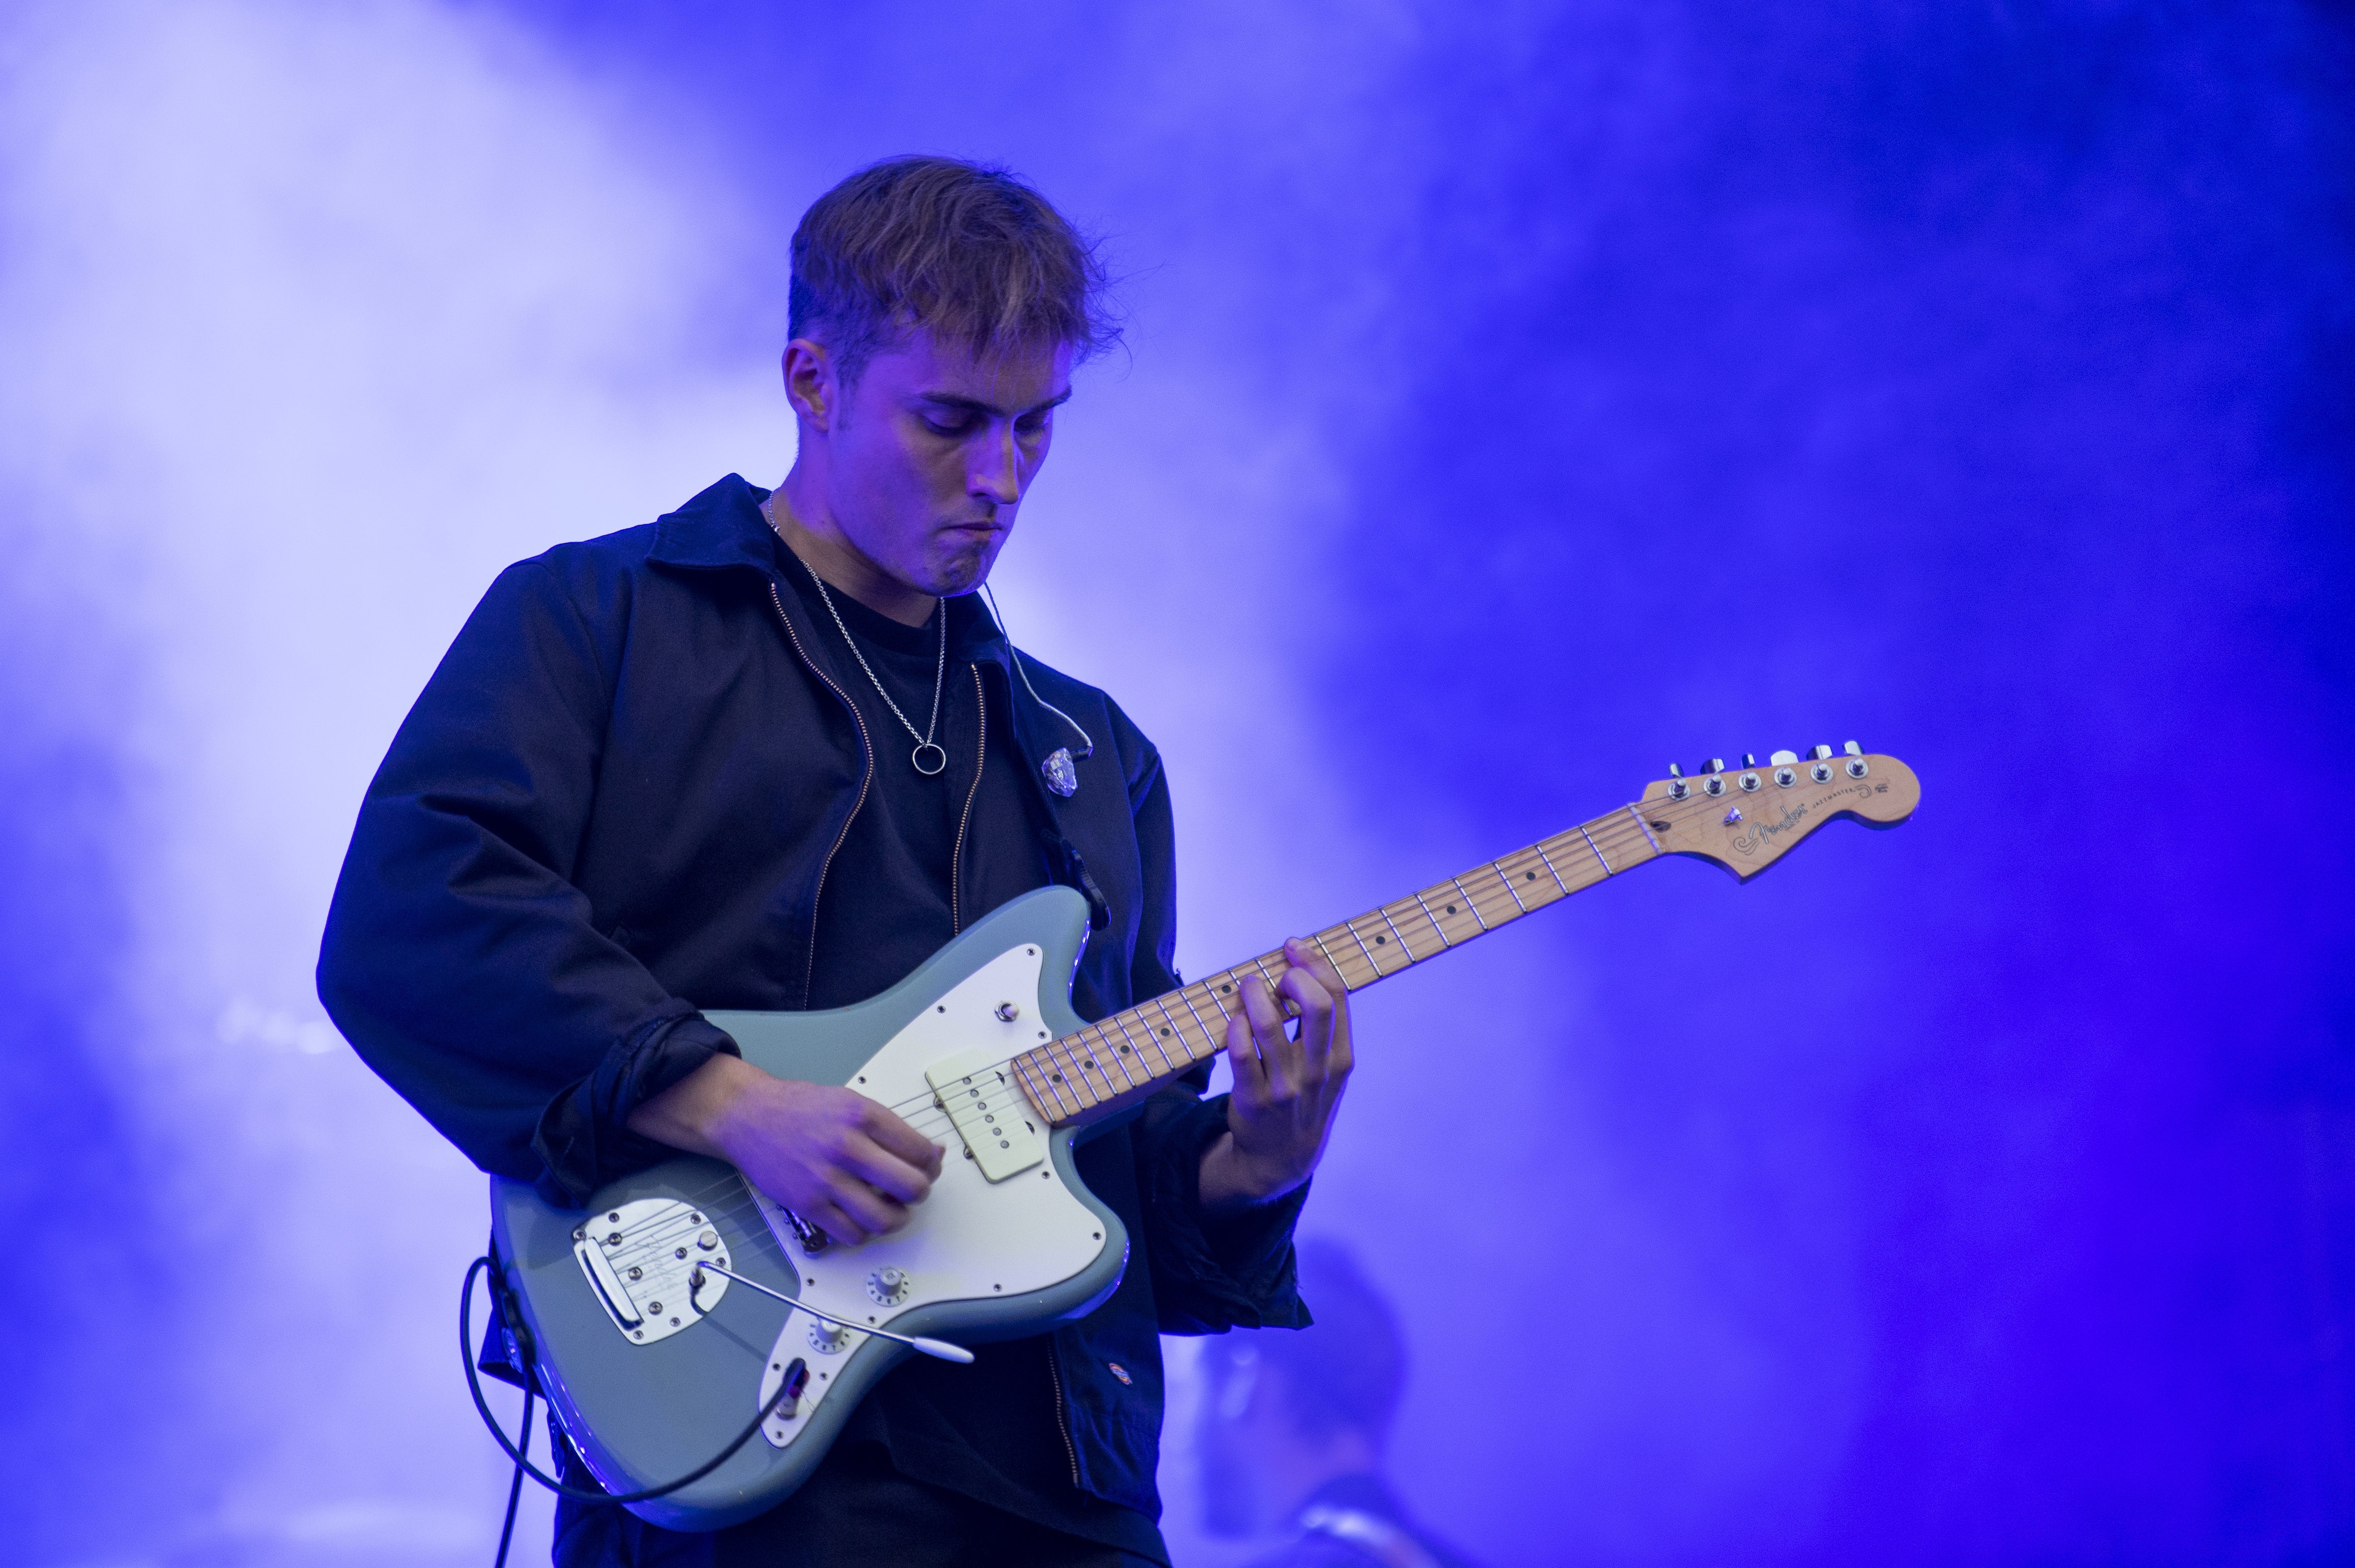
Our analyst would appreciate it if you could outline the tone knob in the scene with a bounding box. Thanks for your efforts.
[869,1267,910,1303]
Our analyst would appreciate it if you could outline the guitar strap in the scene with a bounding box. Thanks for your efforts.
[1047,833,1112,936]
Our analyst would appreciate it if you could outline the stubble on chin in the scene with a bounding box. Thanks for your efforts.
[932,556,984,595]
[926,535,1002,596]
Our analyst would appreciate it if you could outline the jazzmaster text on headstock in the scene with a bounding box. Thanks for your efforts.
[1728,776,1890,857]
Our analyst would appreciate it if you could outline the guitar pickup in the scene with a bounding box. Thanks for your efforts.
[926,1049,1046,1183]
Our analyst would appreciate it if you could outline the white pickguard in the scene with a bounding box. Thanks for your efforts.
[752,942,1108,1445]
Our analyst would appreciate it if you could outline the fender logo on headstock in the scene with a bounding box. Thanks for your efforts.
[1640,751,1918,882]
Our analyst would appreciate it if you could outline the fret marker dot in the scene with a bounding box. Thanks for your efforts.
[1446,904,1457,914]
[1374,935,1386,944]
[1525,871,1536,881]
[1160,1028,1172,1036]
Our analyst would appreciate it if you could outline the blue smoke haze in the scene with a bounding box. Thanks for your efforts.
[2,2,2347,1564]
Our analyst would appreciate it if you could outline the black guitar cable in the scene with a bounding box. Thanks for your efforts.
[460,1254,805,1555]
[494,1381,532,1568]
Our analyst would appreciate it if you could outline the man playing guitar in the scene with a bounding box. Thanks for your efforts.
[319,156,1353,1567]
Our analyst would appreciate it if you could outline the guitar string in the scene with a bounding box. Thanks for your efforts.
[618,780,1773,1253]
[900,804,1666,1082]
[918,770,1833,1135]
[629,770,1860,1250]
[872,796,1688,1124]
[595,787,1746,1252]
[603,906,1515,1254]
[614,783,1740,1245]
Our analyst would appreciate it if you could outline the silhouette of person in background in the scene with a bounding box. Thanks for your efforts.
[1195,1240,1480,1568]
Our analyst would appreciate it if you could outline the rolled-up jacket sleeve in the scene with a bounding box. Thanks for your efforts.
[1134,1086,1312,1334]
[316,558,736,1205]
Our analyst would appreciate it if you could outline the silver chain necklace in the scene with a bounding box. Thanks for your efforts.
[766,502,949,776]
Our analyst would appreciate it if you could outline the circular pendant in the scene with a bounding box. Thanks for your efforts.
[911,742,948,776]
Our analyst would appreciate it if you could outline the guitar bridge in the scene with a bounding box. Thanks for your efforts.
[570,1197,729,1345]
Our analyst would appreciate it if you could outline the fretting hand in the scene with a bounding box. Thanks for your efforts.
[1197,937,1354,1208]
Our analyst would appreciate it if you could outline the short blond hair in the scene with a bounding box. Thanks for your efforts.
[789,156,1117,383]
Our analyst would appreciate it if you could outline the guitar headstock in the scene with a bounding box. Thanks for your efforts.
[1637,743,1919,881]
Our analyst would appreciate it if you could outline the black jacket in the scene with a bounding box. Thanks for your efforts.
[316,474,1308,1528]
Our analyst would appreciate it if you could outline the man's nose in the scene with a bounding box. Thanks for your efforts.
[969,422,1023,506]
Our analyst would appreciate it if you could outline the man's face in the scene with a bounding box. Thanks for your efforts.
[809,328,1073,598]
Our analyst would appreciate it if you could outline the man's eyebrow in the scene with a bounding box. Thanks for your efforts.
[916,387,1074,418]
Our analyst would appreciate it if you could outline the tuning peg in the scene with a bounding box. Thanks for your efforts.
[1705,757,1725,773]
[1768,749,1799,766]
[1809,744,1833,760]
[1843,740,1862,756]
[1742,753,1758,768]
[1668,763,1683,778]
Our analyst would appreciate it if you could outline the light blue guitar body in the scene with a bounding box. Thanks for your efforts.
[488,887,1129,1530]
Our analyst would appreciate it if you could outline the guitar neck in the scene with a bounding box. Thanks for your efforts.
[1013,802,1664,1130]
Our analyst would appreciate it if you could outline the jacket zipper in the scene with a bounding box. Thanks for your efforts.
[767,581,875,1008]
[774,587,1082,1490]
[949,664,986,933]
[1046,1337,1084,1488]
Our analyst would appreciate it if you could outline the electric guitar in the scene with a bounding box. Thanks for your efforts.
[488,745,1919,1528]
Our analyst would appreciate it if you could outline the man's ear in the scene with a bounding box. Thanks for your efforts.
[782,338,837,431]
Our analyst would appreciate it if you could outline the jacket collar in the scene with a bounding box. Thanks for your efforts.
[647,472,790,576]
[651,473,1100,905]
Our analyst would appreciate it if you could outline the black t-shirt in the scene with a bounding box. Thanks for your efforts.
[781,557,969,1011]
[742,549,1169,1561]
